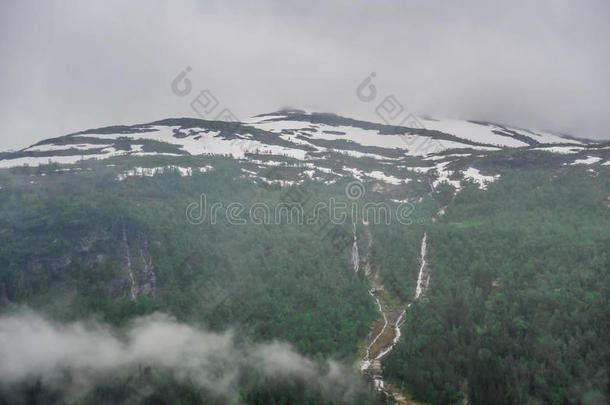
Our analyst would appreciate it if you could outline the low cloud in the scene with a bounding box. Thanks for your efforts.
[1,0,609,150]
[0,309,364,403]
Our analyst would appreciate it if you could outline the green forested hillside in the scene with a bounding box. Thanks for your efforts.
[1,157,608,404]
[0,158,409,404]
[384,169,610,405]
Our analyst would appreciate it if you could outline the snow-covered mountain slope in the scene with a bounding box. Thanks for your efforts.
[1,110,607,191]
[418,117,579,147]
[0,110,594,166]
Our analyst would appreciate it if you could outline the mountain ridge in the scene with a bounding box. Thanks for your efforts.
[1,110,608,193]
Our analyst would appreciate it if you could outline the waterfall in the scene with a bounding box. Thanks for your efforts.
[361,289,389,370]
[414,232,429,300]
[352,223,359,273]
[122,219,136,301]
[360,230,432,402]
[374,232,428,365]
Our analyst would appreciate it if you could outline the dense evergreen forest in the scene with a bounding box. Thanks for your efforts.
[384,169,610,405]
[0,156,608,404]
[0,158,391,404]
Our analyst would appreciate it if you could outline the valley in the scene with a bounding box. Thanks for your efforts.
[0,111,608,404]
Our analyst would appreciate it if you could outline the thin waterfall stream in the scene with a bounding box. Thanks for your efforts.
[356,223,430,403]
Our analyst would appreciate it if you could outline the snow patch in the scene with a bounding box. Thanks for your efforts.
[412,162,461,189]
[570,156,603,165]
[117,165,213,181]
[343,168,405,185]
[420,118,528,147]
[462,167,500,189]
[532,146,584,154]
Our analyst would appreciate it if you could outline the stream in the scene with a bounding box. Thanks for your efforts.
[122,219,137,301]
[355,223,430,403]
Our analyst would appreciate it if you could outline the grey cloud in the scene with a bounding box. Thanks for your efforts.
[0,309,363,402]
[0,0,608,150]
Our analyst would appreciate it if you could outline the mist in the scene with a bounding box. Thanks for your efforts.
[0,310,364,403]
[0,0,609,150]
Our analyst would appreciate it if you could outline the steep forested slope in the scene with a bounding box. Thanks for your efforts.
[384,169,610,405]
[0,160,395,404]
[0,111,608,404]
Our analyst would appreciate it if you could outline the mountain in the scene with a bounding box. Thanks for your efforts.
[2,110,608,192]
[0,111,608,405]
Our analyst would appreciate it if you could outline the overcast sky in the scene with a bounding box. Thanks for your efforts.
[0,0,608,150]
